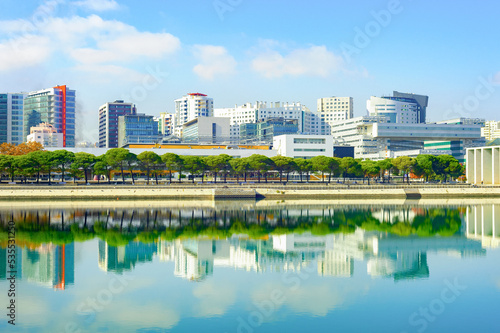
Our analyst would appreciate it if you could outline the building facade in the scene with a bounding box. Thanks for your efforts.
[367,96,419,124]
[273,135,335,159]
[23,85,75,147]
[392,91,429,123]
[118,114,160,148]
[98,100,137,148]
[482,120,500,141]
[317,96,353,134]
[181,117,231,144]
[27,122,63,148]
[157,112,175,136]
[0,93,26,145]
[174,93,213,136]
[466,146,500,185]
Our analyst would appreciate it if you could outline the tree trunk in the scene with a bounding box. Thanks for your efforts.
[121,165,125,183]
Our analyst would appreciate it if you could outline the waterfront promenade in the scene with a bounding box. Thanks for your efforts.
[1,183,500,200]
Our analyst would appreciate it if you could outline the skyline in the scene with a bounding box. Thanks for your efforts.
[1,0,500,143]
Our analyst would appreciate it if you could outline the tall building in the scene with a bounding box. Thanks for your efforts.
[23,85,76,147]
[366,96,419,124]
[317,96,353,134]
[0,93,26,145]
[481,120,500,141]
[157,112,175,136]
[392,91,429,123]
[181,116,231,144]
[174,93,213,136]
[98,240,157,274]
[117,113,160,147]
[98,100,137,148]
[27,122,63,148]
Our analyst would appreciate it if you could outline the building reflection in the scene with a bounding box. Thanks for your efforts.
[0,243,74,289]
[466,205,500,248]
[98,240,157,273]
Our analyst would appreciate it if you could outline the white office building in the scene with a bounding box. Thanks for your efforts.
[273,134,335,159]
[466,146,500,185]
[317,96,353,134]
[367,96,419,124]
[181,117,231,144]
[174,93,213,136]
[157,112,175,136]
[214,101,323,140]
[27,122,63,148]
[482,120,500,141]
[331,116,484,160]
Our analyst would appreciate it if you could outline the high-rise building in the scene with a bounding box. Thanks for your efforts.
[317,96,353,134]
[0,93,26,145]
[392,91,429,123]
[481,120,500,141]
[98,100,137,148]
[117,113,160,147]
[23,85,76,147]
[157,112,176,136]
[174,93,213,136]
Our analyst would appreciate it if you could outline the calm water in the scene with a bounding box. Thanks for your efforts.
[0,199,499,333]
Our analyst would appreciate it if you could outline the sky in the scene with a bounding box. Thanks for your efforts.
[0,0,499,143]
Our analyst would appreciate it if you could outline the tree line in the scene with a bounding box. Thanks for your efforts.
[0,145,465,184]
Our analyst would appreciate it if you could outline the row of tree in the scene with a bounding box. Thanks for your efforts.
[0,147,465,184]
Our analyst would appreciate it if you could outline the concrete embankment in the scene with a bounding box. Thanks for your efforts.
[1,185,500,200]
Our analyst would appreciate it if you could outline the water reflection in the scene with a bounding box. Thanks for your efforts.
[1,202,498,289]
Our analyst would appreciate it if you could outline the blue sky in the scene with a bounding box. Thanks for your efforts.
[0,0,499,142]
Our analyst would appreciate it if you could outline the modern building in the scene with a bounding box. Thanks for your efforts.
[174,93,213,136]
[0,93,26,145]
[98,240,157,273]
[317,96,353,134]
[466,146,500,185]
[157,112,175,136]
[98,100,137,148]
[273,135,335,159]
[392,91,429,123]
[181,117,231,144]
[23,85,75,147]
[366,96,419,124]
[482,120,500,141]
[330,116,484,160]
[117,113,161,148]
[215,101,322,140]
[240,118,299,144]
[27,122,63,148]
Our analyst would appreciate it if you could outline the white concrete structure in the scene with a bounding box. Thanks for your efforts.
[317,96,353,134]
[466,146,500,185]
[466,204,500,248]
[181,117,231,144]
[174,93,213,136]
[331,116,484,159]
[157,112,175,136]
[273,134,335,159]
[481,120,500,141]
[214,101,322,140]
[367,96,419,124]
[27,122,63,148]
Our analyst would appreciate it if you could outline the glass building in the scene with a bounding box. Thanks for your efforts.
[99,100,137,148]
[0,93,26,145]
[23,86,76,147]
[118,113,160,147]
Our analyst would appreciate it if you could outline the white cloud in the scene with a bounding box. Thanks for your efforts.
[0,35,52,71]
[251,45,345,79]
[74,0,120,12]
[192,45,237,80]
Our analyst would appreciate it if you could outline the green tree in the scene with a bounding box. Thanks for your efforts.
[437,155,464,182]
[393,156,416,184]
[182,156,203,183]
[340,157,361,182]
[125,152,138,184]
[248,154,274,183]
[360,160,380,185]
[294,158,312,182]
[204,154,232,183]
[271,156,295,183]
[311,156,331,183]
[105,148,131,183]
[229,157,250,182]
[162,153,181,183]
[51,150,75,182]
[415,155,439,182]
[72,152,97,183]
[137,151,161,185]
[377,158,393,183]
[0,155,18,182]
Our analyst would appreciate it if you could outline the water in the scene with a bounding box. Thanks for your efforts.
[0,199,499,333]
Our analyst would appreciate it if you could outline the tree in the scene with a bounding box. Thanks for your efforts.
[340,157,361,182]
[182,156,203,183]
[248,154,274,183]
[294,158,312,182]
[229,157,250,182]
[0,155,17,182]
[437,155,464,182]
[360,160,380,185]
[73,152,97,183]
[51,150,75,182]
[125,152,138,184]
[271,156,295,183]
[95,155,113,183]
[106,148,131,183]
[377,158,393,183]
[204,155,232,183]
[393,156,416,184]
[415,155,439,182]
[0,141,43,155]
[311,156,331,183]
[137,151,161,185]
[162,153,181,183]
